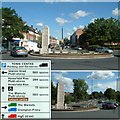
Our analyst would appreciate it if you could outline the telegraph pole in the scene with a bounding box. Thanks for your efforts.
[62,26,63,40]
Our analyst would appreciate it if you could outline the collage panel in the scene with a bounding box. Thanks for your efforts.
[0,1,120,120]
[1,2,120,70]
[51,70,120,120]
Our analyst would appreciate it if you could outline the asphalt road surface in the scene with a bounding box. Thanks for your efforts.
[51,107,120,120]
[1,53,119,70]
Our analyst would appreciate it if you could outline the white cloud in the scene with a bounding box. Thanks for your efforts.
[56,17,69,26]
[53,81,57,87]
[67,32,71,36]
[94,81,116,91]
[87,71,115,80]
[94,83,103,88]
[112,8,120,16]
[71,10,89,19]
[73,27,77,31]
[53,73,73,92]
[90,18,97,23]
[36,22,43,27]
[79,25,84,29]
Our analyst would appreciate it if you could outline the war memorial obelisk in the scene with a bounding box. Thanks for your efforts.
[56,81,64,109]
[41,26,49,54]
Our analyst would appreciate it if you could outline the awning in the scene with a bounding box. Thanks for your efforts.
[14,40,21,43]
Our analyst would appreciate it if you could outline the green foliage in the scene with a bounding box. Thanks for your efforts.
[87,45,101,51]
[51,81,57,105]
[104,88,116,100]
[116,91,120,103]
[105,45,120,50]
[92,91,100,99]
[2,7,28,40]
[37,35,42,48]
[99,91,104,99]
[65,94,74,104]
[64,37,70,46]
[73,79,88,102]
[84,18,120,45]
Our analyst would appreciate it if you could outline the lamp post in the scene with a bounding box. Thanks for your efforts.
[62,26,63,40]
[61,26,64,50]
[91,79,94,95]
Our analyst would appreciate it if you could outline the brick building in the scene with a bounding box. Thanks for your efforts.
[70,29,83,47]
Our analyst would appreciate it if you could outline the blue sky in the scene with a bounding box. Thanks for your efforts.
[2,2,119,39]
[52,71,120,94]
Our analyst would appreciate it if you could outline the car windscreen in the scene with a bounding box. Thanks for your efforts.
[0,46,5,50]
[15,47,26,50]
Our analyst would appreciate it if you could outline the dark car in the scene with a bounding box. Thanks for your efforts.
[98,100,104,104]
[10,46,28,57]
[74,46,82,50]
[113,103,119,107]
[102,102,116,109]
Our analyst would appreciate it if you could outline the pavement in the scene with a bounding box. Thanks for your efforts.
[52,107,100,112]
[30,52,114,59]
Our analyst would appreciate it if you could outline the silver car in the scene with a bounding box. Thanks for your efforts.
[96,47,113,53]
[10,46,28,57]
[0,45,7,54]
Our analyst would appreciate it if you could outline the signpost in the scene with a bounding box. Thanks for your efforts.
[0,60,51,119]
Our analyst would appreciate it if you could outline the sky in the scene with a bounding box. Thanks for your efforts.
[2,0,120,2]
[52,70,120,94]
[2,2,119,40]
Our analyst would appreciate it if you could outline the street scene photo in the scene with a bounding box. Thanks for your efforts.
[1,2,120,70]
[51,70,120,119]
[1,1,120,120]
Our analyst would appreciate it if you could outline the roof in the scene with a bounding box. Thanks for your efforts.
[75,28,83,36]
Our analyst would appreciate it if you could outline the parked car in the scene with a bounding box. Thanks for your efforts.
[10,46,28,57]
[113,103,119,107]
[102,102,116,109]
[98,100,104,104]
[0,45,7,54]
[73,46,82,50]
[88,45,101,51]
[95,47,113,53]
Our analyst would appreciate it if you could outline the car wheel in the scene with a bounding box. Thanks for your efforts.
[105,51,109,53]
[25,55,28,57]
[29,50,34,54]
[11,52,14,56]
[10,52,12,56]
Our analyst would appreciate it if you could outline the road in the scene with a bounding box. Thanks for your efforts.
[1,53,119,70]
[51,107,120,120]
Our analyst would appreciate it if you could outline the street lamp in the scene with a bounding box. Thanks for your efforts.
[91,79,93,94]
[62,26,63,40]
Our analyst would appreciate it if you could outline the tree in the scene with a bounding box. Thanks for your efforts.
[91,91,104,99]
[51,81,57,105]
[104,88,116,100]
[92,91,100,99]
[64,37,70,46]
[2,7,28,48]
[37,35,42,48]
[84,18,120,46]
[99,91,104,99]
[73,79,88,102]
[116,91,120,103]
[65,93,74,104]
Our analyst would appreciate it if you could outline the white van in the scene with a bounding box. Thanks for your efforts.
[21,41,40,53]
